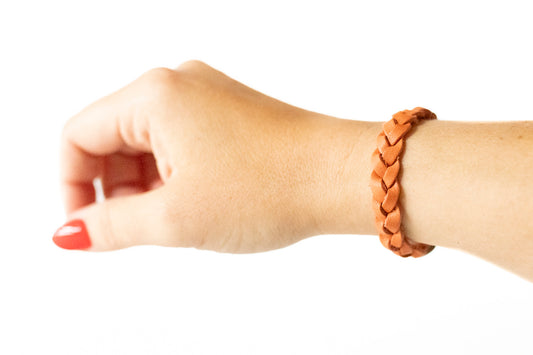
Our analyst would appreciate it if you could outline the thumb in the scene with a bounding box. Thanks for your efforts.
[52,186,179,251]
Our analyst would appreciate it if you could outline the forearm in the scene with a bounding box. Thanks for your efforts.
[307,114,533,282]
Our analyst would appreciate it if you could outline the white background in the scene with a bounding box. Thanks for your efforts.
[1,0,532,354]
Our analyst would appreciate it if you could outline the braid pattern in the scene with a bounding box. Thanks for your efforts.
[370,107,437,258]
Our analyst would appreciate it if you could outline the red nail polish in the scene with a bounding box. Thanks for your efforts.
[53,219,91,250]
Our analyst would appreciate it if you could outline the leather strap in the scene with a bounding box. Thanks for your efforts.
[370,107,437,258]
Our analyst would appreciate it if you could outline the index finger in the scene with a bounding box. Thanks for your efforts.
[60,68,168,214]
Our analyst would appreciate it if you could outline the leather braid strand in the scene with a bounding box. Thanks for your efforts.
[370,107,437,258]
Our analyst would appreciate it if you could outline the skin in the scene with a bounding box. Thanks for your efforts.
[60,60,533,282]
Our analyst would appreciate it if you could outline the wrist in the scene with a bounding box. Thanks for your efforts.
[298,114,380,237]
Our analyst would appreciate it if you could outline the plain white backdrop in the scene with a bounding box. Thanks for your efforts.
[0,0,532,354]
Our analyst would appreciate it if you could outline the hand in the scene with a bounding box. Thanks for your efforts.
[55,60,367,252]
[55,60,533,282]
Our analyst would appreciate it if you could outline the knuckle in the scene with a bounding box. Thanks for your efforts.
[61,112,80,143]
[60,118,80,160]
[141,66,177,84]
[60,120,72,144]
[137,67,180,99]
[176,59,208,72]
[135,61,210,104]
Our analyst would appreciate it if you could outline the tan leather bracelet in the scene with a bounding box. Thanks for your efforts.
[369,107,437,258]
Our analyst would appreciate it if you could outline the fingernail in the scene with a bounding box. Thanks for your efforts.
[53,219,91,250]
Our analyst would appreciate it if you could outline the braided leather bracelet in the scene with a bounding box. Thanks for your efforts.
[370,107,437,258]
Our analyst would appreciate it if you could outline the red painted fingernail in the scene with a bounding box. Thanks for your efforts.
[53,219,91,250]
